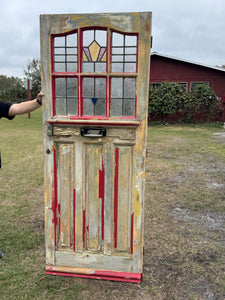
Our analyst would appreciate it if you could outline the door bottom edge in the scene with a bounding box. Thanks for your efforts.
[45,266,142,283]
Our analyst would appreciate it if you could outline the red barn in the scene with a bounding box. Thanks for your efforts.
[149,52,225,122]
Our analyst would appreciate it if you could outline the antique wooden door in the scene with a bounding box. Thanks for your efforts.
[40,12,152,283]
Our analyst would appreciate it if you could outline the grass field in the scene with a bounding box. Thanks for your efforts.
[0,110,225,299]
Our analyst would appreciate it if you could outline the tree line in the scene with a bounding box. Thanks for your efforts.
[0,59,41,103]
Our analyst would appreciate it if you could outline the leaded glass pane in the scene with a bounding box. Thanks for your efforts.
[67,78,77,97]
[55,78,66,96]
[82,29,107,72]
[56,97,66,115]
[124,78,136,98]
[110,98,122,116]
[123,98,135,116]
[95,98,106,115]
[83,78,94,97]
[83,98,93,115]
[67,98,78,115]
[55,63,66,72]
[111,32,137,73]
[96,78,106,98]
[111,78,123,98]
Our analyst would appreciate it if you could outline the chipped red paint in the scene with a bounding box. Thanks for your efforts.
[83,210,86,249]
[73,189,76,251]
[52,147,58,248]
[131,213,134,254]
[58,203,61,239]
[99,157,105,240]
[45,269,142,283]
[114,147,119,249]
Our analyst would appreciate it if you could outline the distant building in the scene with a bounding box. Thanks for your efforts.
[149,52,225,122]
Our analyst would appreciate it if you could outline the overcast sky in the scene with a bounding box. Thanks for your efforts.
[0,0,225,78]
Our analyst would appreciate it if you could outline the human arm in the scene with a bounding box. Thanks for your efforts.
[8,92,43,117]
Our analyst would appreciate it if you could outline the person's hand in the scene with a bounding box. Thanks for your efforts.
[37,91,44,105]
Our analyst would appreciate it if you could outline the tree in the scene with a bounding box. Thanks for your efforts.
[24,58,41,99]
[0,75,27,102]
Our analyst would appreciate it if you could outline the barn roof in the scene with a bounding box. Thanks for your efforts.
[151,51,225,73]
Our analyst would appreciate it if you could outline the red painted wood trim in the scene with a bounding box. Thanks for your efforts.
[73,189,76,251]
[52,147,58,248]
[47,120,139,127]
[99,157,105,240]
[46,269,142,283]
[83,210,86,249]
[130,212,134,254]
[114,147,119,249]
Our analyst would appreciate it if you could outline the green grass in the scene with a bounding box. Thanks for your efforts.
[1,114,225,299]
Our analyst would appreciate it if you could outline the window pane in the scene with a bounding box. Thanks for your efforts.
[123,98,135,116]
[67,98,78,115]
[96,78,106,98]
[55,78,66,97]
[110,98,122,116]
[111,63,123,72]
[67,78,77,97]
[54,36,65,47]
[83,98,93,116]
[124,78,135,98]
[125,35,137,46]
[56,97,66,115]
[66,33,77,47]
[67,62,77,72]
[112,32,124,46]
[83,78,94,97]
[125,63,136,72]
[111,78,123,98]
[54,63,66,72]
[95,98,106,115]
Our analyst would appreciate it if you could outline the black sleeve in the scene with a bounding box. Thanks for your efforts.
[0,101,15,120]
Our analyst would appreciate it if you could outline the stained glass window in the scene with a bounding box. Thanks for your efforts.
[82,77,106,116]
[82,30,107,72]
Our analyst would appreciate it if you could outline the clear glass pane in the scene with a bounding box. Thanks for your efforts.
[95,98,106,115]
[83,78,94,97]
[111,63,123,72]
[123,98,135,116]
[96,78,106,98]
[110,98,122,116]
[56,97,66,115]
[67,47,77,55]
[125,47,136,55]
[67,98,78,115]
[82,62,94,72]
[111,78,123,98]
[83,30,94,47]
[67,78,77,97]
[112,32,124,46]
[66,33,77,47]
[124,78,136,98]
[54,36,65,47]
[125,63,136,72]
[83,98,94,115]
[125,35,137,46]
[55,78,66,97]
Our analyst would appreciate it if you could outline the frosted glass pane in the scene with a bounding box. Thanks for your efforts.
[67,47,77,55]
[125,47,136,55]
[55,78,66,97]
[112,32,123,46]
[54,63,66,72]
[124,78,135,98]
[125,55,136,62]
[55,55,65,62]
[56,98,66,115]
[125,35,137,46]
[83,30,94,47]
[95,98,106,115]
[112,48,123,55]
[83,78,94,97]
[111,78,123,98]
[95,30,107,46]
[95,62,106,72]
[83,98,93,115]
[67,63,77,72]
[67,34,77,47]
[112,55,123,62]
[67,98,78,115]
[54,37,65,47]
[125,63,136,72]
[96,78,106,98]
[82,62,94,72]
[55,48,65,55]
[67,78,77,97]
[110,98,122,116]
[123,98,135,116]
[111,63,123,72]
